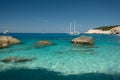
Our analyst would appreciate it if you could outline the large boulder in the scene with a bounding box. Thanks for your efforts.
[9,38,21,44]
[72,36,94,45]
[0,36,21,44]
[0,57,36,63]
[110,26,120,34]
[0,36,11,43]
[35,40,54,47]
[0,42,8,48]
[0,36,21,48]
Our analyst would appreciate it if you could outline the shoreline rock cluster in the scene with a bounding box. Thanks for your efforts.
[0,35,94,64]
[85,26,120,34]
[0,35,95,48]
[0,35,95,65]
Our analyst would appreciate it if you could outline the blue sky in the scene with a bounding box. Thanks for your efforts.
[0,0,120,33]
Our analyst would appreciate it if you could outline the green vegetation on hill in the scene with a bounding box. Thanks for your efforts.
[94,25,120,31]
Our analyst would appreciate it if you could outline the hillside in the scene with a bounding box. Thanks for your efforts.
[94,25,120,31]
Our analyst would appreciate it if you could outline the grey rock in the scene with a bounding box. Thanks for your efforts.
[0,57,36,63]
[72,36,94,45]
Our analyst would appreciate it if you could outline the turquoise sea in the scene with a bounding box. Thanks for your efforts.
[0,33,120,80]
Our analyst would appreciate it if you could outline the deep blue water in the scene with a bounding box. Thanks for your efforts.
[0,33,120,80]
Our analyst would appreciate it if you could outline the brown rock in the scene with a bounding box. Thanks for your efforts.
[72,36,94,45]
[0,36,12,43]
[9,38,21,44]
[0,42,8,48]
[1,43,8,48]
[0,36,21,49]
[36,40,54,47]
[0,57,35,63]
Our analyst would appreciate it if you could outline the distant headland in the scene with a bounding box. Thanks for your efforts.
[85,25,120,34]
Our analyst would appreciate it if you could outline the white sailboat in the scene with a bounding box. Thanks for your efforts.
[69,21,80,35]
[3,29,9,34]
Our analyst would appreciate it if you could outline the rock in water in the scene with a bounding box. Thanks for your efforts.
[35,40,54,47]
[0,36,21,44]
[0,36,21,49]
[0,43,8,48]
[9,38,21,44]
[72,36,94,45]
[0,57,36,63]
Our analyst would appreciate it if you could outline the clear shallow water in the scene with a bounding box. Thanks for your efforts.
[0,33,120,76]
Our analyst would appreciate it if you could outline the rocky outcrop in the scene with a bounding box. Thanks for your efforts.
[35,40,54,47]
[9,38,21,44]
[0,36,21,48]
[85,26,120,34]
[0,57,36,63]
[0,42,8,48]
[110,26,120,34]
[85,29,110,34]
[72,36,94,45]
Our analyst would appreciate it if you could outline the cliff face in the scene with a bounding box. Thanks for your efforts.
[85,26,120,34]
[110,27,120,34]
[85,29,111,34]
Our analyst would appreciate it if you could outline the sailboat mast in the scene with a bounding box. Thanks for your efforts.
[70,23,72,33]
[74,21,76,32]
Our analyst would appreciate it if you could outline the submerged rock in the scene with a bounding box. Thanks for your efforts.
[0,36,21,48]
[35,40,54,47]
[72,36,94,45]
[0,57,36,63]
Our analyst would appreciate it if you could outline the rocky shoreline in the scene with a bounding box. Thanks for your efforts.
[85,26,120,34]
